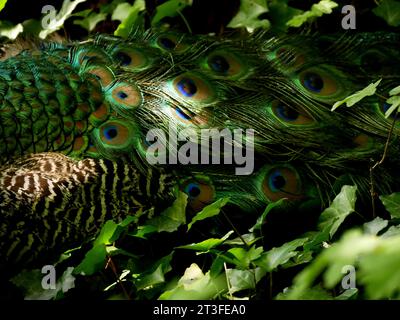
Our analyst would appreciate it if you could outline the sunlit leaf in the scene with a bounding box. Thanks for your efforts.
[74,12,107,31]
[373,0,400,27]
[159,263,227,300]
[114,0,145,38]
[255,238,308,272]
[187,197,229,231]
[249,199,284,232]
[73,244,107,276]
[380,192,400,218]
[317,185,357,238]
[363,217,388,235]
[227,0,270,32]
[151,0,193,26]
[147,192,187,232]
[286,0,338,27]
[178,230,234,252]
[331,79,381,111]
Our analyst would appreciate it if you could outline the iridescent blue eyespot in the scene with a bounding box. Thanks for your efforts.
[209,55,230,74]
[303,72,324,93]
[103,125,118,140]
[268,169,286,192]
[276,105,299,122]
[115,52,132,66]
[117,91,128,100]
[177,78,197,97]
[185,183,201,198]
[159,37,176,50]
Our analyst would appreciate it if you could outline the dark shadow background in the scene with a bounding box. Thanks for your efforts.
[0,0,395,39]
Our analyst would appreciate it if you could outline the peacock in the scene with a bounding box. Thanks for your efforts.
[1,25,400,277]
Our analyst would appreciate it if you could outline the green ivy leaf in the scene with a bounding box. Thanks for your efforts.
[225,245,264,269]
[363,217,389,235]
[380,192,400,218]
[134,254,173,291]
[334,288,358,300]
[159,263,227,300]
[111,2,133,21]
[73,244,107,276]
[358,238,400,299]
[249,199,284,232]
[224,233,260,246]
[255,238,308,272]
[114,0,145,38]
[267,0,302,32]
[373,0,400,27]
[287,230,380,299]
[151,0,193,26]
[381,225,400,238]
[94,220,118,246]
[129,224,158,239]
[11,267,75,300]
[226,268,256,294]
[227,0,270,33]
[0,21,23,39]
[0,0,7,12]
[178,230,234,252]
[317,185,357,238]
[286,0,338,28]
[147,192,187,233]
[389,84,400,96]
[187,197,229,231]
[73,12,107,31]
[331,79,382,111]
[277,285,333,300]
[384,95,400,118]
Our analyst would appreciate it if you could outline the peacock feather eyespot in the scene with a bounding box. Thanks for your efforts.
[171,73,216,104]
[208,55,229,74]
[117,91,128,99]
[185,182,201,198]
[94,119,138,151]
[115,52,132,66]
[155,33,190,53]
[84,66,115,88]
[180,176,215,212]
[206,50,248,78]
[159,37,176,50]
[267,46,305,70]
[106,82,143,112]
[359,49,391,73]
[260,166,303,202]
[75,47,111,66]
[103,125,118,140]
[177,78,197,97]
[298,67,341,98]
[270,100,314,125]
[353,133,375,150]
[112,47,150,71]
[302,72,324,93]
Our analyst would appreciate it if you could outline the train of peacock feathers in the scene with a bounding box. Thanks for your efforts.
[1,23,400,276]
